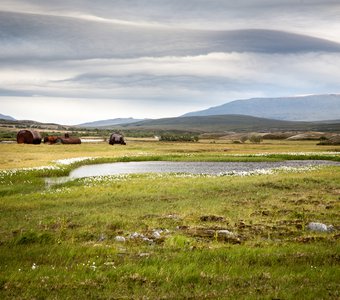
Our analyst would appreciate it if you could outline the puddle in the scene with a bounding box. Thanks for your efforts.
[45,160,340,187]
[80,138,105,143]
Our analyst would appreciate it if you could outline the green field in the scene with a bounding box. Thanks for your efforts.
[0,140,339,299]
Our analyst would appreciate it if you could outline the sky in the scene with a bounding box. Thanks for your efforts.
[0,0,340,125]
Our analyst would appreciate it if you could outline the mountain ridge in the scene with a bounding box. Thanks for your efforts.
[114,114,340,133]
[182,94,340,121]
[1,114,340,133]
[0,113,16,121]
[76,118,146,128]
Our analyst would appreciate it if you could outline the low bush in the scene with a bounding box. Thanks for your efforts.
[160,134,199,142]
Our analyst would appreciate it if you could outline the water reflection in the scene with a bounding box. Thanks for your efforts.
[45,160,340,187]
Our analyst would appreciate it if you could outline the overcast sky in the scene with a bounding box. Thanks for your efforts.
[1,0,340,124]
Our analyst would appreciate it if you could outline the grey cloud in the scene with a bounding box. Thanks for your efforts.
[1,11,340,63]
[0,88,34,97]
[2,52,339,106]
[0,1,339,122]
[3,1,339,22]
[57,73,243,93]
[2,0,340,43]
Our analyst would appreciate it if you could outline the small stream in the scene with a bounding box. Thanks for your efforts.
[45,160,340,186]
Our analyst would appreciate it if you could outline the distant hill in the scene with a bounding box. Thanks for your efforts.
[77,118,145,128]
[1,114,339,134]
[117,114,340,133]
[0,118,71,131]
[182,94,340,121]
[0,113,16,121]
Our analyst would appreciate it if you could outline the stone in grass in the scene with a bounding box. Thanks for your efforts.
[115,236,126,242]
[129,232,144,239]
[217,230,241,244]
[217,230,234,236]
[152,229,169,239]
[152,231,161,239]
[307,222,334,232]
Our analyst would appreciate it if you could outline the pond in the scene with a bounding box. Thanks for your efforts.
[45,160,340,186]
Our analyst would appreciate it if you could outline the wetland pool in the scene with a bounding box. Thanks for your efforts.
[45,160,340,186]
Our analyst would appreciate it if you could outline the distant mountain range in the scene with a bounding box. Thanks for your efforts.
[183,94,340,121]
[2,94,340,132]
[77,118,145,128]
[1,112,340,134]
[73,94,340,129]
[0,113,16,121]
[15,114,340,133]
[116,114,340,133]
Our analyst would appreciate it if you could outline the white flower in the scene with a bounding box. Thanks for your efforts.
[230,152,339,157]
[54,157,95,165]
[0,165,61,176]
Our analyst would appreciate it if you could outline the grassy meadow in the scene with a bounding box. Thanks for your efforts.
[0,140,339,299]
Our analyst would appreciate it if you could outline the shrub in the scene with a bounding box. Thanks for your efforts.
[249,135,263,144]
[160,134,199,142]
[240,135,248,143]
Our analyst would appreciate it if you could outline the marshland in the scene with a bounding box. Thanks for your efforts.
[0,139,339,299]
[2,1,340,298]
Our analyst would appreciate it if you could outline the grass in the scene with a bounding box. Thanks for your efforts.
[0,139,339,170]
[0,140,339,299]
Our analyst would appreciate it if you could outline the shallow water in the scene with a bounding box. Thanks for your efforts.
[69,160,340,177]
[80,138,105,143]
[45,160,340,186]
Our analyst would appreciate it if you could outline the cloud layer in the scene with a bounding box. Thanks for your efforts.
[0,1,339,123]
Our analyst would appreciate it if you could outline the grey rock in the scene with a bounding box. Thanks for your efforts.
[114,236,126,242]
[217,230,234,236]
[129,232,145,239]
[142,237,154,244]
[307,222,334,232]
[152,231,161,239]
